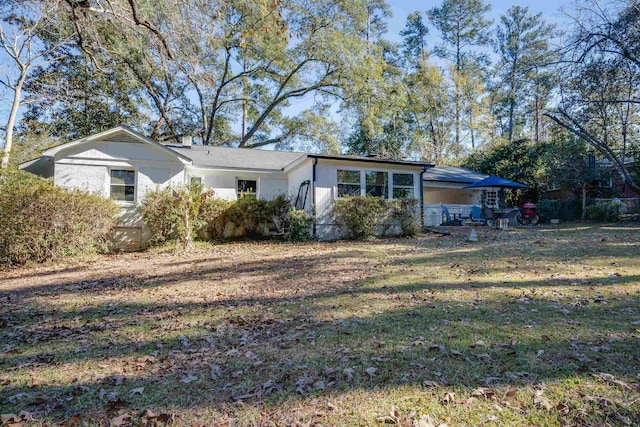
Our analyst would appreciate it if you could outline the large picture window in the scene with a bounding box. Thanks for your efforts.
[110,169,135,202]
[337,170,361,197]
[237,179,257,199]
[392,173,414,199]
[365,171,388,198]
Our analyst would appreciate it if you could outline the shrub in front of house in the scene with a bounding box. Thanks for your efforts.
[335,196,420,240]
[334,196,386,240]
[0,167,118,265]
[142,187,296,244]
[289,208,314,241]
[585,202,620,222]
[387,198,422,237]
[207,194,292,239]
[140,183,216,247]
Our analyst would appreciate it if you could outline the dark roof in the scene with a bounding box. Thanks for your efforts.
[463,175,529,189]
[165,145,306,171]
[422,166,487,183]
[308,153,432,168]
[166,145,432,171]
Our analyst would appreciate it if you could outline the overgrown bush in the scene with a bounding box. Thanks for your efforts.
[289,209,314,241]
[139,183,215,248]
[208,194,292,239]
[0,167,118,265]
[334,197,386,240]
[585,203,620,222]
[387,198,421,236]
[536,199,584,223]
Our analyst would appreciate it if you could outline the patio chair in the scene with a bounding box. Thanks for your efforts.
[441,205,463,226]
[482,207,495,226]
[470,205,487,225]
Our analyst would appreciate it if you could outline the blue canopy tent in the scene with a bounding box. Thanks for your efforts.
[463,175,528,189]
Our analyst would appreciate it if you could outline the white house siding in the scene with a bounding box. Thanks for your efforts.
[186,167,288,201]
[286,159,313,211]
[314,160,423,241]
[260,177,288,200]
[55,163,106,195]
[53,139,186,250]
[54,140,186,202]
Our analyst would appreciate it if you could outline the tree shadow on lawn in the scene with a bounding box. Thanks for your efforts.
[1,275,639,425]
[1,227,640,424]
[0,245,382,300]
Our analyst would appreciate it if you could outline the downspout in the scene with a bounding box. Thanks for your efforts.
[420,166,428,227]
[312,157,318,238]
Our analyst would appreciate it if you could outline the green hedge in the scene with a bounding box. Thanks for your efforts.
[536,199,584,223]
[334,196,421,240]
[0,168,118,265]
[585,203,620,222]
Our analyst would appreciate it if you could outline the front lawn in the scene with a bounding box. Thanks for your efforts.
[1,224,639,426]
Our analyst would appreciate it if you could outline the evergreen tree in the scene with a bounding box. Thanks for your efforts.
[493,6,556,143]
[427,0,492,150]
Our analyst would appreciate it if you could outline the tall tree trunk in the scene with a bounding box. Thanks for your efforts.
[534,92,540,144]
[581,182,587,220]
[508,63,517,143]
[455,32,461,148]
[1,72,26,169]
[469,107,475,149]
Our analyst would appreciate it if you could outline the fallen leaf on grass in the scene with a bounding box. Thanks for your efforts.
[365,367,378,377]
[556,402,570,415]
[180,374,198,384]
[129,387,144,396]
[471,387,496,400]
[422,380,439,388]
[343,368,354,382]
[104,398,127,416]
[428,344,446,354]
[533,391,552,410]
[378,407,441,427]
[1,414,20,425]
[615,412,632,426]
[592,372,640,391]
[109,411,132,427]
[474,353,492,363]
[441,392,455,405]
[140,409,175,426]
[110,375,126,386]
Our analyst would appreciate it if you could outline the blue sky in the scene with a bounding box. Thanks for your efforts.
[386,0,570,44]
[1,0,574,151]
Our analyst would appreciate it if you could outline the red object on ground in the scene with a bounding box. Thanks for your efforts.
[522,202,537,219]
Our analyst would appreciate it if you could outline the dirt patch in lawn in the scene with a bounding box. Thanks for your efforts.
[1,224,639,426]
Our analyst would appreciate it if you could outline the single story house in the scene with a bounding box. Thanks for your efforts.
[21,126,432,247]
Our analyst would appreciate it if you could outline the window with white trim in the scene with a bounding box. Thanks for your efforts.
[365,171,388,198]
[190,176,202,185]
[485,190,498,207]
[237,179,257,199]
[337,170,361,197]
[110,169,135,202]
[392,173,414,199]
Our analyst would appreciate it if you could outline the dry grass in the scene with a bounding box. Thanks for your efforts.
[1,223,639,426]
